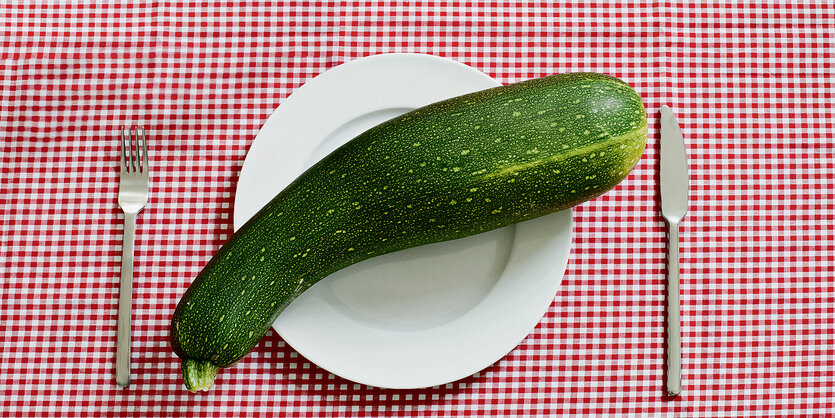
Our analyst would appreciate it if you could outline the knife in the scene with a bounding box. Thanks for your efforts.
[660,105,688,397]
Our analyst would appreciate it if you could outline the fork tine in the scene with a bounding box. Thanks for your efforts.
[120,127,128,171]
[130,127,138,172]
[140,127,148,173]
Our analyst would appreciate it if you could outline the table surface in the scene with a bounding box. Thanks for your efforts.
[1,1,833,417]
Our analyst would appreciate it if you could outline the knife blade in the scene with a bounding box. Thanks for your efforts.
[660,105,688,397]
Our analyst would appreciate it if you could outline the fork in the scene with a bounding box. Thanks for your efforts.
[116,127,149,387]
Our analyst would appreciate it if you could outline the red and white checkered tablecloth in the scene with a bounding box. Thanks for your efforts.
[1,1,832,416]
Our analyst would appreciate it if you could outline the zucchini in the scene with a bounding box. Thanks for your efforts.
[170,72,647,391]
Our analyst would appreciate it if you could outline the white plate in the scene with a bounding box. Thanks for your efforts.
[235,53,572,389]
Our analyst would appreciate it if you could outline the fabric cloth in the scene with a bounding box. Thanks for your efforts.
[1,1,832,416]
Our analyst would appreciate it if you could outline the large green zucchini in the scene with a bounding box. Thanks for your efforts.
[170,72,647,391]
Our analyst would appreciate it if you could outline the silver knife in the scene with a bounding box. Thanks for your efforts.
[660,105,688,397]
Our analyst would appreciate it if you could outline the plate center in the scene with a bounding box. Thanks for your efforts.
[320,227,514,332]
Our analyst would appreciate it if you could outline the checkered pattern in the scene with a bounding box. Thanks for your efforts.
[0,0,832,416]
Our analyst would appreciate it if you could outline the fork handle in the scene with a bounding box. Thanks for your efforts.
[116,211,137,388]
[665,220,682,396]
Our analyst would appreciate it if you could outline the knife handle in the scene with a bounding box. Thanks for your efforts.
[666,220,682,396]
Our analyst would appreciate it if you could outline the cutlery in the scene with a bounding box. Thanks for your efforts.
[660,106,688,397]
[116,127,149,387]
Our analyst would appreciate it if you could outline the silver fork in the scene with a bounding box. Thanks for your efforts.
[116,127,149,387]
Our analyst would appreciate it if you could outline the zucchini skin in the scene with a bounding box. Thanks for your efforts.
[170,72,647,390]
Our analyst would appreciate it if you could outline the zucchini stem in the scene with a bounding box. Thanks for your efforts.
[182,359,220,392]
